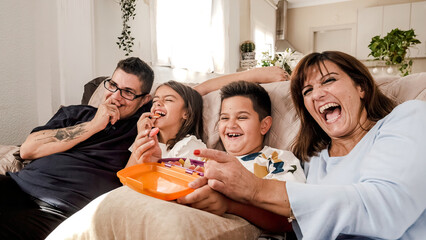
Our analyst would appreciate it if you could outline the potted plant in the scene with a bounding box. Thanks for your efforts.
[368,28,421,76]
[240,41,256,60]
[117,0,137,56]
[240,41,257,69]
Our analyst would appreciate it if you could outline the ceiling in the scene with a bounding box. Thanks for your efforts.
[287,0,351,9]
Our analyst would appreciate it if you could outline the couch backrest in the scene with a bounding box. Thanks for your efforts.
[202,72,426,151]
[88,72,426,152]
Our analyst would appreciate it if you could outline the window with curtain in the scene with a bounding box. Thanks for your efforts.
[153,0,226,73]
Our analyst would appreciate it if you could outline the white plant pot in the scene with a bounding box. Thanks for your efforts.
[364,60,401,77]
[242,52,256,60]
[240,59,257,69]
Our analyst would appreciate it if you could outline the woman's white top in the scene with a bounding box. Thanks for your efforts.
[287,100,426,239]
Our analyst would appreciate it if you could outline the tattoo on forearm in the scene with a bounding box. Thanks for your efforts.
[36,123,89,143]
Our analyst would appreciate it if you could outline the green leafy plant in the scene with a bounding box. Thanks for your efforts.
[368,28,421,76]
[117,0,137,56]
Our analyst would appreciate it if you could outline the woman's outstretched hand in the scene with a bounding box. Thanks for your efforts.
[177,177,231,216]
[192,149,291,217]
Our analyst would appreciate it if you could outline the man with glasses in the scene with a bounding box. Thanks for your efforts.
[0,57,154,239]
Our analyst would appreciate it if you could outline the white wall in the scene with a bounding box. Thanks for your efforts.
[34,0,61,126]
[287,0,426,73]
[1,1,42,145]
[0,0,95,145]
[93,0,152,77]
[57,0,95,106]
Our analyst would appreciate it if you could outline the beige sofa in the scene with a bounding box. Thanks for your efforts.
[1,73,426,239]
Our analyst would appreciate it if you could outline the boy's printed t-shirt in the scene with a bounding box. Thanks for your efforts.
[238,146,306,240]
[237,146,306,183]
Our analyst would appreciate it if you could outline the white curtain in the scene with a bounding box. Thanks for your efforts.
[57,0,94,106]
[151,0,227,73]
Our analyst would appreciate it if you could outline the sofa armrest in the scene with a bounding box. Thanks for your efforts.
[81,76,108,105]
[0,145,23,175]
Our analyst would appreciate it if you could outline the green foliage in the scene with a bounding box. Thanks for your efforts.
[260,52,273,67]
[259,49,299,75]
[368,28,421,76]
[240,41,255,52]
[117,0,137,56]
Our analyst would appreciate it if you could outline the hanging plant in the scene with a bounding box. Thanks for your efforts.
[117,0,137,56]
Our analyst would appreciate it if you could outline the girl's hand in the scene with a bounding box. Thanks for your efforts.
[177,182,231,216]
[136,112,157,134]
[131,128,162,164]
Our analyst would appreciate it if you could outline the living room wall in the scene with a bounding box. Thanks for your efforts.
[287,0,426,73]
[1,0,424,145]
[0,0,58,145]
[0,0,94,145]
[93,0,152,77]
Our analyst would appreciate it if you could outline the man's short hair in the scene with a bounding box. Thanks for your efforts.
[116,57,154,94]
[220,81,271,120]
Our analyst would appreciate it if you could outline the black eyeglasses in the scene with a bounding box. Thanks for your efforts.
[103,79,147,101]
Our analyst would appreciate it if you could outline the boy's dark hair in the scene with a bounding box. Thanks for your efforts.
[115,57,154,94]
[158,80,204,150]
[220,81,271,120]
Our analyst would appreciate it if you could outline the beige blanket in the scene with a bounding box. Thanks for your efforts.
[47,186,261,240]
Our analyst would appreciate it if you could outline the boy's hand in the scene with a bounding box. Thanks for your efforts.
[177,183,230,216]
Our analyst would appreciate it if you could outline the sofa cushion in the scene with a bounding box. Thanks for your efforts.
[375,72,426,103]
[0,145,22,175]
[202,81,299,151]
[82,76,108,105]
[202,72,426,152]
[83,72,426,150]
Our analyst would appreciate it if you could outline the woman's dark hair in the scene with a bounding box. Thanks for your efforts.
[115,57,154,94]
[290,51,396,162]
[157,80,204,150]
[220,81,271,120]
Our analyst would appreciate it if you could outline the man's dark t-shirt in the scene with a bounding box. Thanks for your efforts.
[9,103,151,215]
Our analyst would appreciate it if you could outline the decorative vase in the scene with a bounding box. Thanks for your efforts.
[242,52,256,60]
[364,60,401,77]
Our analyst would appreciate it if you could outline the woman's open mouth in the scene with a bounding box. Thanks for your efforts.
[319,103,341,123]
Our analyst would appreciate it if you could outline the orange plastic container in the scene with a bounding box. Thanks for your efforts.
[117,161,202,200]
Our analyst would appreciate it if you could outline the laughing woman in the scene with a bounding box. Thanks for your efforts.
[193,51,426,239]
